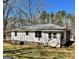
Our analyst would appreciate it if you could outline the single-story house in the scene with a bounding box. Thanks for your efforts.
[9,23,70,48]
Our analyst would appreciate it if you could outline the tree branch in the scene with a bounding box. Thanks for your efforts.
[3,0,9,3]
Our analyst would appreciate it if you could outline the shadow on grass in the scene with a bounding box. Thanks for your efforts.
[64,41,75,47]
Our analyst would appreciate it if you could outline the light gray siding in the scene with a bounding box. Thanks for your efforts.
[11,31,65,47]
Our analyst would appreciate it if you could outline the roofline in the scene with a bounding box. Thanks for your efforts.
[5,28,68,32]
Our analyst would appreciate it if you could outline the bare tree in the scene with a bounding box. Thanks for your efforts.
[3,0,44,41]
[3,0,14,41]
[20,0,44,23]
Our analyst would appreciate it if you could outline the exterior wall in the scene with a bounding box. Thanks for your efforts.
[11,31,65,47]
[11,32,39,42]
[11,32,45,43]
[42,32,49,44]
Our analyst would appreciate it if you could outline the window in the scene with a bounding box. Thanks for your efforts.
[53,33,56,38]
[15,31,17,36]
[26,31,28,35]
[48,33,51,38]
[35,31,42,38]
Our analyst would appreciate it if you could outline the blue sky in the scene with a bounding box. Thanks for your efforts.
[8,0,75,17]
[43,0,75,14]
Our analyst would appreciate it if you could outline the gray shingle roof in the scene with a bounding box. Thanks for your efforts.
[10,24,66,31]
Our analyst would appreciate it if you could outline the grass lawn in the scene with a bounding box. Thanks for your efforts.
[3,42,75,59]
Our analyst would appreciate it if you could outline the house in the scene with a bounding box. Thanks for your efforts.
[9,24,70,48]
